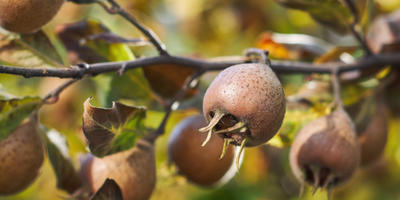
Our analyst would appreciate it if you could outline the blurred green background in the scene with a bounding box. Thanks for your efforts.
[1,0,400,199]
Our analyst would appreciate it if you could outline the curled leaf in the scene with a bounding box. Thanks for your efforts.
[82,98,146,157]
[56,20,141,64]
[56,20,110,64]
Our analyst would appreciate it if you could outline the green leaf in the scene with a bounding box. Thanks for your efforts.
[0,96,41,142]
[277,107,320,145]
[105,70,155,107]
[0,31,64,67]
[341,82,369,105]
[287,80,332,106]
[56,20,141,63]
[275,0,353,33]
[57,20,156,107]
[43,128,82,193]
[90,179,123,200]
[0,84,15,99]
[82,97,147,157]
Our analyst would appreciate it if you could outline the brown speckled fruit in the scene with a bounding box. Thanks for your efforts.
[168,115,236,186]
[290,108,360,190]
[358,101,389,166]
[0,116,44,195]
[0,0,64,34]
[80,138,156,200]
[201,63,285,148]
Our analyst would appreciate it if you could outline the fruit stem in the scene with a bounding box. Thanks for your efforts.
[244,48,270,65]
[331,67,344,109]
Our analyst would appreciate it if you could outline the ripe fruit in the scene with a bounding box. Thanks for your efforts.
[168,115,236,186]
[80,138,156,200]
[290,108,360,190]
[0,116,44,195]
[0,0,64,34]
[143,64,198,99]
[358,101,388,166]
[201,63,285,150]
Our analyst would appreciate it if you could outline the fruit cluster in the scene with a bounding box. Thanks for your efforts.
[168,62,286,186]
[0,1,393,199]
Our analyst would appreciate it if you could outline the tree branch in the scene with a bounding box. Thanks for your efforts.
[1,53,400,78]
[343,0,372,55]
[144,70,204,142]
[41,79,79,104]
[156,71,204,135]
[98,0,169,56]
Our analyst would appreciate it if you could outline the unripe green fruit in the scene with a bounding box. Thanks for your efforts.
[202,63,285,147]
[168,115,236,186]
[0,0,64,34]
[0,117,44,195]
[80,139,156,200]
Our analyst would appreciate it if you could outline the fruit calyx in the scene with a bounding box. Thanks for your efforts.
[199,109,249,167]
[199,110,248,147]
[303,164,338,193]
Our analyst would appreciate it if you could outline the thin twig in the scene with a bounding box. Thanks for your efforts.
[1,53,400,78]
[101,0,169,56]
[41,79,79,104]
[331,67,343,108]
[154,70,204,136]
[343,0,372,55]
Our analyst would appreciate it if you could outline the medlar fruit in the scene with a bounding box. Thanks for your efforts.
[80,138,156,200]
[0,116,44,195]
[201,63,285,153]
[168,115,236,187]
[358,101,389,166]
[290,108,360,191]
[0,0,64,34]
